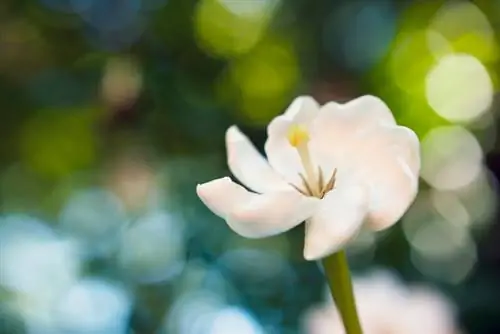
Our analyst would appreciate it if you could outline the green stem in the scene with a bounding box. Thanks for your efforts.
[322,250,362,334]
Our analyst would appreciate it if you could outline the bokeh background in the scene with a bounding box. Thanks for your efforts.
[0,0,500,333]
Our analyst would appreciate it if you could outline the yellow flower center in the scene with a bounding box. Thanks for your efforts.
[287,124,310,148]
[287,124,337,198]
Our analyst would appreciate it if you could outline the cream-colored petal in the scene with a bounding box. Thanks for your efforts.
[309,96,402,173]
[282,95,320,123]
[379,125,420,177]
[303,183,368,260]
[363,159,419,231]
[311,123,420,180]
[264,117,303,186]
[226,126,291,193]
[196,177,319,238]
[324,125,419,231]
[354,124,420,178]
[310,102,420,231]
[320,95,396,129]
[263,96,320,186]
[311,95,396,153]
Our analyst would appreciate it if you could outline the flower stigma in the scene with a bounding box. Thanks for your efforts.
[287,124,310,148]
[287,124,336,198]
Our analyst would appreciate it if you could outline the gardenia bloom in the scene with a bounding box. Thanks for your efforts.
[196,96,420,260]
[304,271,460,334]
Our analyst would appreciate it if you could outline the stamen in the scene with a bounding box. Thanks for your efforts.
[299,173,314,196]
[290,183,309,196]
[286,125,338,198]
[320,168,337,198]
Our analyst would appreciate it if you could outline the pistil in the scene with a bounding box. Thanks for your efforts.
[287,124,320,197]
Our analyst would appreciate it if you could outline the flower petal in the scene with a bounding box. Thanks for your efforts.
[313,122,419,231]
[356,124,420,178]
[347,125,419,231]
[310,123,420,179]
[226,126,291,193]
[320,95,396,128]
[264,96,321,186]
[308,97,420,231]
[282,96,320,123]
[363,159,419,231]
[303,183,368,260]
[196,177,319,238]
[264,117,303,186]
[311,95,396,152]
[309,95,403,173]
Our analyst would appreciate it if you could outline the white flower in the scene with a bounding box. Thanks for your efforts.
[304,271,461,334]
[196,96,420,260]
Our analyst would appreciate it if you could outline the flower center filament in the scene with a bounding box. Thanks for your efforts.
[287,125,336,198]
[287,125,319,196]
